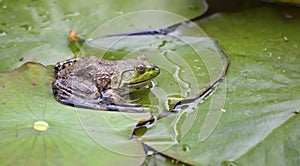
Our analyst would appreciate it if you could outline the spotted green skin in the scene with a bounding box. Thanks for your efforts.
[52,56,160,112]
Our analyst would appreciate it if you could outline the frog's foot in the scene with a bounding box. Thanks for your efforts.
[101,97,142,107]
[101,89,141,107]
[126,97,141,103]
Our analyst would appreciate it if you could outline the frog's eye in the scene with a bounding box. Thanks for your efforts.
[135,64,145,74]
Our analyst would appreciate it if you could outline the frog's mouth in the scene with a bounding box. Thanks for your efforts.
[122,65,160,88]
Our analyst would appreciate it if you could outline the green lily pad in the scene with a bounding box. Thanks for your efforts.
[0,62,151,165]
[140,4,300,165]
[0,0,206,72]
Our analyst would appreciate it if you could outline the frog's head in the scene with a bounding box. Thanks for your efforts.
[114,59,160,89]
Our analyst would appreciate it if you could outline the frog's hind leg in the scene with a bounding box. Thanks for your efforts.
[53,87,147,112]
[101,89,142,107]
[58,97,148,112]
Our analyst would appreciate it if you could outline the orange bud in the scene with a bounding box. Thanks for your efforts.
[69,30,77,42]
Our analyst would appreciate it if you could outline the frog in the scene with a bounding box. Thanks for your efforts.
[52,56,160,112]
